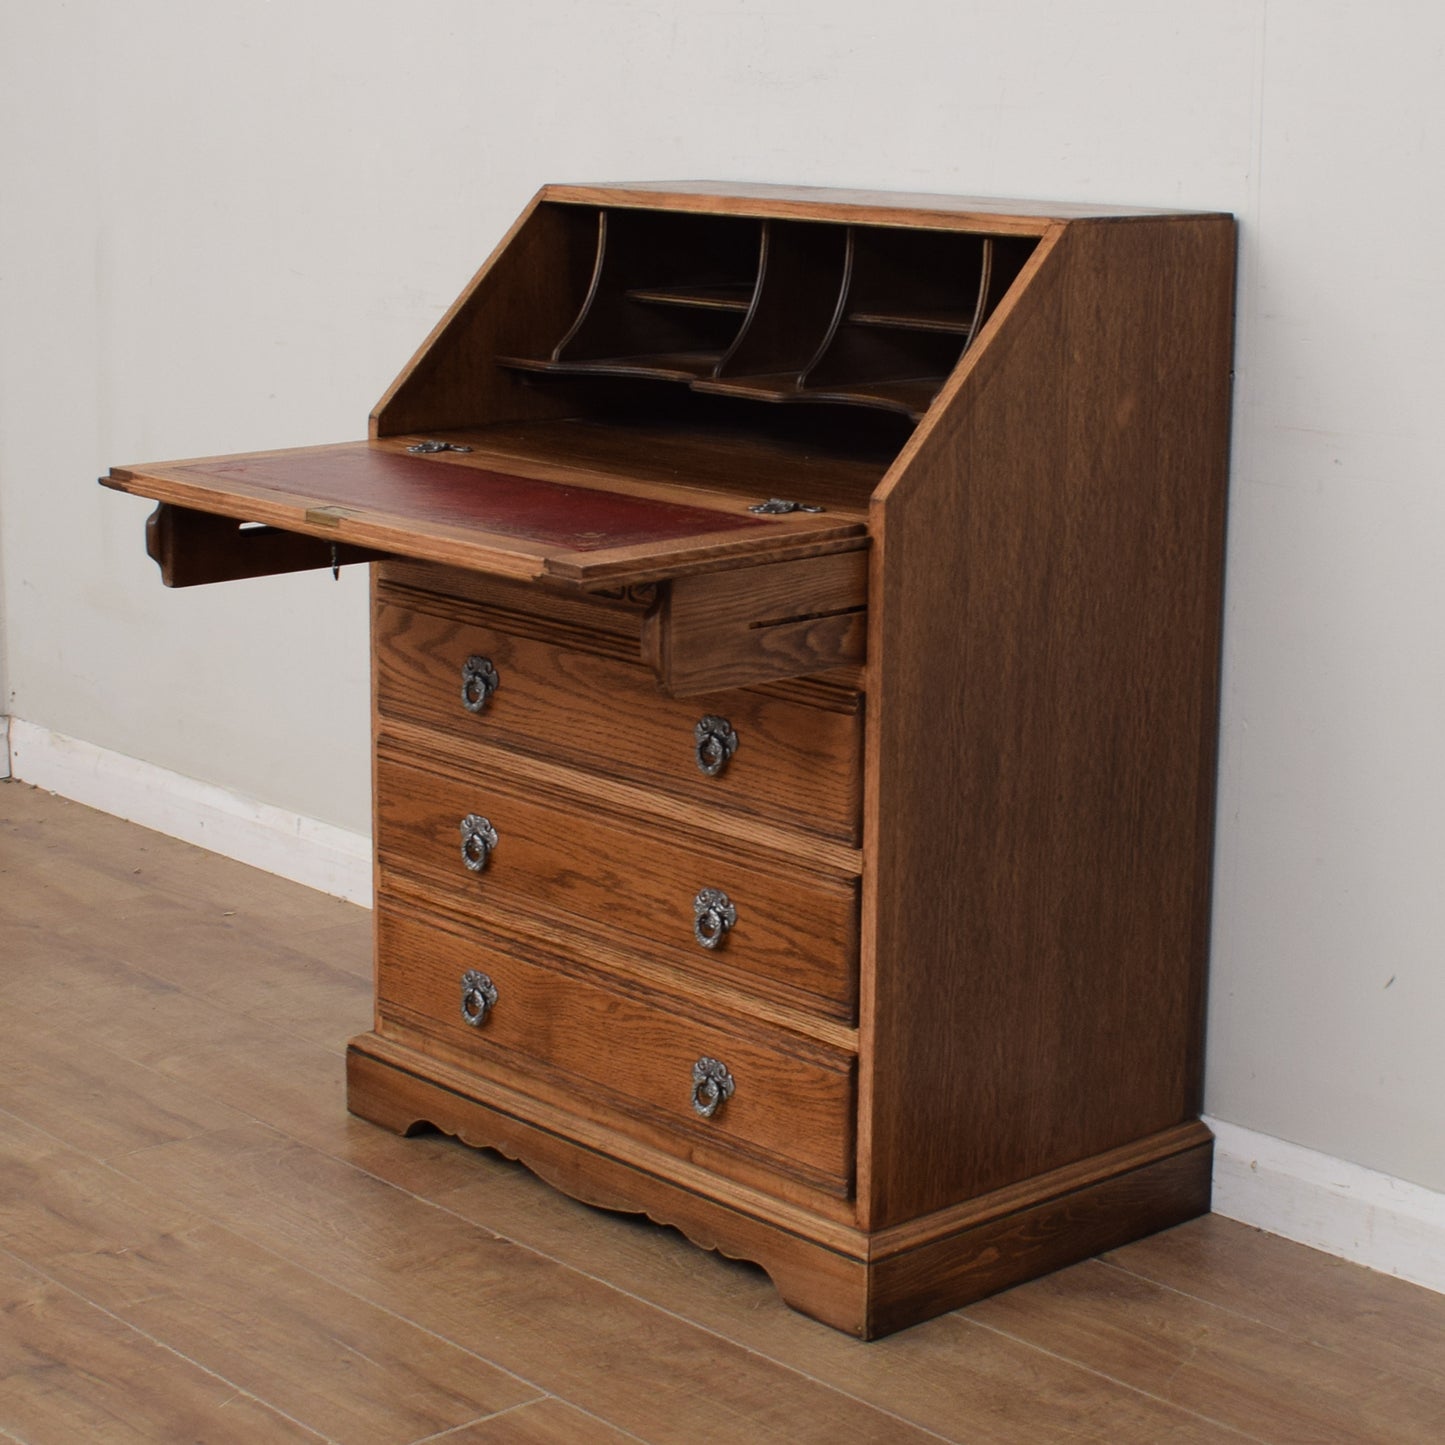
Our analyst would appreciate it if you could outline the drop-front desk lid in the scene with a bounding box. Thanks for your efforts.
[101,427,870,591]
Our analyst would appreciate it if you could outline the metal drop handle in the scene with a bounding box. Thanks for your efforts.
[694,715,738,776]
[461,655,499,714]
[460,970,498,1026]
[691,1057,735,1118]
[460,814,498,872]
[693,888,737,950]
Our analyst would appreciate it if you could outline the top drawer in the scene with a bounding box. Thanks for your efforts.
[374,586,864,845]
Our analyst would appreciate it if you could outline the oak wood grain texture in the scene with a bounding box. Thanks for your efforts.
[377,865,858,1059]
[96,185,1237,1345]
[373,902,857,1195]
[349,1027,860,1231]
[376,719,862,883]
[641,547,868,695]
[546,206,759,372]
[372,581,864,844]
[859,213,1235,1227]
[381,555,652,646]
[146,502,385,586]
[377,557,866,708]
[348,1038,871,1324]
[373,747,860,1019]
[8,785,1445,1443]
[378,719,861,884]
[864,1137,1212,1338]
[371,196,597,437]
[542,181,1213,229]
[347,1034,1213,1339]
[711,218,851,384]
[372,426,873,523]
[384,416,890,512]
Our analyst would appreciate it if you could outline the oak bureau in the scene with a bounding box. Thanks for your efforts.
[103,182,1235,1337]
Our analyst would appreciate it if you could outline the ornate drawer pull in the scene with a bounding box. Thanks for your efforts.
[459,814,498,872]
[691,1056,735,1118]
[461,655,499,713]
[460,969,498,1026]
[694,715,739,776]
[693,887,737,949]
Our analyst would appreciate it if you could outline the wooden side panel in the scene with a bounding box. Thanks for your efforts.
[861,215,1235,1227]
[372,199,599,437]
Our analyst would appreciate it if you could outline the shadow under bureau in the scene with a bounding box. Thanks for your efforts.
[103,181,1235,1338]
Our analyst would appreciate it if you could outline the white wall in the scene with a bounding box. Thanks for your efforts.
[3,2,1443,1196]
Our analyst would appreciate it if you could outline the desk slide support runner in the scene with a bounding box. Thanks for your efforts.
[103,182,1235,1338]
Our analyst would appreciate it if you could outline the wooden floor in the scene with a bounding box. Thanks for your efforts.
[3,782,1444,1444]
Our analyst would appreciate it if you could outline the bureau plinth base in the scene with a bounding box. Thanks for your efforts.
[347,1032,1214,1339]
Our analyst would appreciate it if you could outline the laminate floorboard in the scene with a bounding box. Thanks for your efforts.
[3,780,1442,1444]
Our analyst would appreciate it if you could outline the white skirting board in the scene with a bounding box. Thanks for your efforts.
[5,718,371,905]
[0,717,10,780]
[4,717,1442,1294]
[1205,1117,1445,1294]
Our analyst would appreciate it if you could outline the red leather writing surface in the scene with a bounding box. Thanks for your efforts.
[180,447,770,553]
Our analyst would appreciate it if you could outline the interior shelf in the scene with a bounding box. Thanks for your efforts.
[691,373,944,421]
[805,377,948,417]
[846,305,976,335]
[626,283,755,312]
[691,373,807,403]
[501,351,728,383]
[495,205,1037,427]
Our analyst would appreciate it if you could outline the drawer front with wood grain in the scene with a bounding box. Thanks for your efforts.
[373,590,863,845]
[375,749,859,1020]
[376,903,856,1196]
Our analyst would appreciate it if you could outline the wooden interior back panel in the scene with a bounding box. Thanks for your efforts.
[372,197,597,437]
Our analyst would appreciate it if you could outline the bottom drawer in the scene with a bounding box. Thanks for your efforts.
[376,902,856,1197]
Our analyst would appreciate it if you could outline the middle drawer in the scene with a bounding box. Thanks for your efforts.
[375,749,860,1020]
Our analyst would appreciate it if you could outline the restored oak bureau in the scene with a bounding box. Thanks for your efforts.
[104,182,1235,1337]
